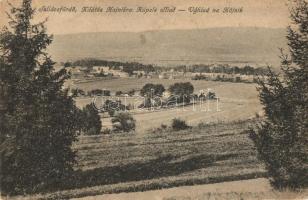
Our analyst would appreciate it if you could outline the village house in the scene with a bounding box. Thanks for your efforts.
[93,66,110,74]
[158,73,168,79]
[109,69,129,78]
[240,74,254,82]
[133,70,146,76]
[66,66,85,79]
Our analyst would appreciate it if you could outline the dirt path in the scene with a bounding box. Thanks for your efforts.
[72,178,272,200]
[73,178,308,200]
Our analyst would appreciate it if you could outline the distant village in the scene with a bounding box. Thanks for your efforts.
[63,59,268,84]
[67,65,262,83]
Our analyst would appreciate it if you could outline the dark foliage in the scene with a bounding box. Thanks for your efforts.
[87,89,110,97]
[140,83,165,97]
[115,91,123,96]
[168,64,268,76]
[249,0,308,190]
[103,100,127,117]
[171,118,190,131]
[168,82,194,103]
[72,58,155,74]
[112,112,136,132]
[0,0,82,194]
[81,104,102,135]
[71,88,85,97]
[128,89,135,96]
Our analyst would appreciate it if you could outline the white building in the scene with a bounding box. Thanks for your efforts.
[159,73,168,79]
[133,71,146,76]
[162,91,171,99]
[109,70,129,78]
[93,66,110,73]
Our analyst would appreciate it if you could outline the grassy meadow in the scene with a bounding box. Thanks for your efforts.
[74,78,262,132]
[13,119,267,199]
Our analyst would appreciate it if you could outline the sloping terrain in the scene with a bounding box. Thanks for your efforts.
[11,120,266,199]
[49,27,287,66]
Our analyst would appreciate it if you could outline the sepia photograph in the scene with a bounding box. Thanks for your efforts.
[0,0,307,199]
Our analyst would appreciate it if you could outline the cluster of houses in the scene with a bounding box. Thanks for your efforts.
[66,65,259,83]
[67,66,156,79]
[191,72,257,82]
[66,66,129,79]
[159,71,257,83]
[92,66,129,78]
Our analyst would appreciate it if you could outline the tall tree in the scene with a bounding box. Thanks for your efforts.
[168,82,194,103]
[140,83,165,97]
[81,104,102,135]
[250,0,307,189]
[0,0,82,194]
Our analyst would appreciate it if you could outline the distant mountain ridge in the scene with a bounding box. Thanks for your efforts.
[48,27,287,67]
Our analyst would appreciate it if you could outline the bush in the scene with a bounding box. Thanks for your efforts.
[207,91,216,99]
[140,83,165,97]
[151,123,169,134]
[128,89,135,96]
[161,124,168,130]
[81,104,102,135]
[87,89,103,96]
[102,128,111,135]
[103,100,127,117]
[112,112,136,133]
[171,118,190,131]
[71,88,85,97]
[87,89,110,96]
[168,82,194,103]
[115,91,123,96]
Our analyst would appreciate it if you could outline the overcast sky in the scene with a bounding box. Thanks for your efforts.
[0,0,290,35]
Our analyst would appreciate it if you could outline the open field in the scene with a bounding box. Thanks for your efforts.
[10,120,266,199]
[74,78,257,96]
[74,78,262,132]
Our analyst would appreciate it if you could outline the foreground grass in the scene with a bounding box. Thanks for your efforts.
[165,191,308,200]
[8,119,266,200]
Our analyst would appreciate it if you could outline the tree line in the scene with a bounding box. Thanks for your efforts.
[66,59,269,76]
[66,58,156,75]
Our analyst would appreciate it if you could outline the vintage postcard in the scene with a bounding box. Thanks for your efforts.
[0,0,307,199]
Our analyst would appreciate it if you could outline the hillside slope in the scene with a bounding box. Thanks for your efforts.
[48,27,287,67]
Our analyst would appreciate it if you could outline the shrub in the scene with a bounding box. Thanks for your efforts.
[115,91,123,96]
[87,89,103,96]
[102,128,111,135]
[161,124,168,130]
[138,97,162,108]
[150,124,169,134]
[207,91,216,99]
[171,118,190,131]
[128,89,135,96]
[71,88,85,97]
[168,82,194,103]
[112,112,136,133]
[102,90,111,96]
[140,83,165,97]
[87,89,110,97]
[103,100,127,117]
[81,104,102,135]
